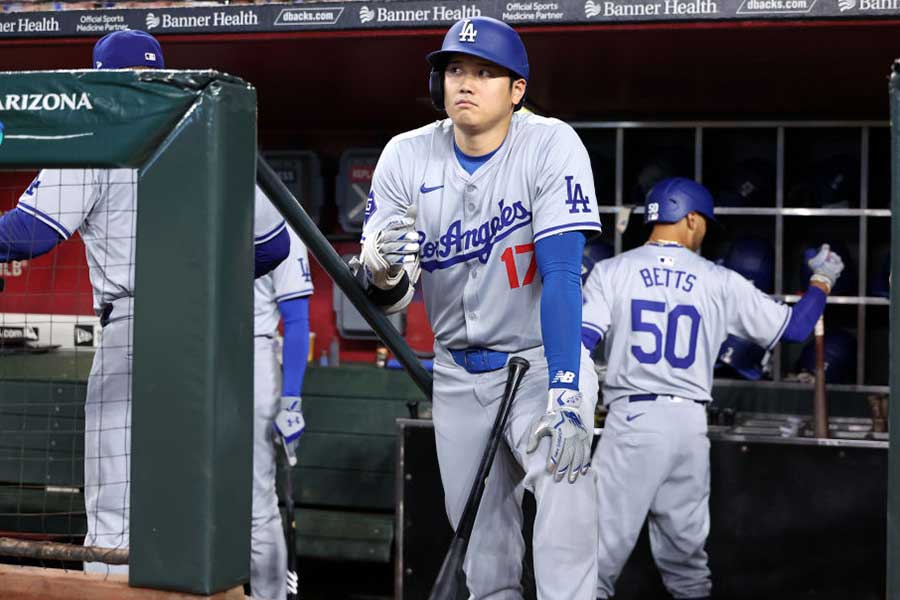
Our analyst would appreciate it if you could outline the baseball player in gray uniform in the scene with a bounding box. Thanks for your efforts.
[0,31,290,574]
[359,17,602,599]
[252,226,313,600]
[581,178,844,599]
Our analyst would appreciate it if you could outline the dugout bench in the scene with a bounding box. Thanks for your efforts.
[0,351,91,545]
[286,364,426,564]
[0,354,426,569]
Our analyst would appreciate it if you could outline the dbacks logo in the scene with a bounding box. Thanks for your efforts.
[420,199,532,271]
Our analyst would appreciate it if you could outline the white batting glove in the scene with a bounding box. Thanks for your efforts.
[526,389,592,484]
[361,211,420,290]
[274,396,305,467]
[807,244,844,293]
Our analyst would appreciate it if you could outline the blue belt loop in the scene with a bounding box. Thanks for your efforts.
[449,348,509,374]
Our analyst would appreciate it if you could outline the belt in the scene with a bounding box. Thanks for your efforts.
[629,393,707,405]
[449,348,509,374]
[97,297,133,328]
[99,303,114,328]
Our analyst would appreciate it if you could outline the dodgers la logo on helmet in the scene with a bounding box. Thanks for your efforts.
[458,19,478,43]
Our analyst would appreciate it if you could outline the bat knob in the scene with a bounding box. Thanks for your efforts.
[508,356,530,372]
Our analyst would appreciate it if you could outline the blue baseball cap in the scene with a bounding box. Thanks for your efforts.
[93,30,164,70]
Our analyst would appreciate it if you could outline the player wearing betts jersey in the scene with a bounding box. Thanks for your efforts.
[582,178,844,600]
[251,227,313,600]
[359,17,602,599]
[0,30,289,574]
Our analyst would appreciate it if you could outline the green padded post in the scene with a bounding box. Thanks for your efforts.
[131,75,257,594]
[0,70,257,594]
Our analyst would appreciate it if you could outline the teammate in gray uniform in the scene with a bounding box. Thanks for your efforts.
[581,178,844,599]
[0,30,289,574]
[359,17,602,599]
[253,226,313,599]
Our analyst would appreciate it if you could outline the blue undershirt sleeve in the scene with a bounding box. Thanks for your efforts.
[0,207,62,262]
[780,286,827,343]
[535,231,585,391]
[581,327,602,353]
[278,296,310,398]
[255,226,290,278]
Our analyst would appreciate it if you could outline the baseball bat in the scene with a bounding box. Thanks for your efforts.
[282,454,299,600]
[257,155,433,401]
[427,357,530,600]
[814,315,829,438]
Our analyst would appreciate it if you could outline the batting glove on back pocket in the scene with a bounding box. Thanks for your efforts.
[526,389,591,484]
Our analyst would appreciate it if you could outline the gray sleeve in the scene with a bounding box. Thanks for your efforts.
[531,123,603,243]
[582,263,611,340]
[271,227,314,302]
[725,269,792,350]
[361,138,413,242]
[16,169,97,239]
[254,185,286,244]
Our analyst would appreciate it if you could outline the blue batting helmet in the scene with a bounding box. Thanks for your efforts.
[716,335,769,380]
[797,330,857,384]
[644,177,716,225]
[581,238,614,284]
[427,17,529,111]
[788,154,860,208]
[93,30,164,70]
[719,158,774,207]
[722,237,774,294]
[629,155,684,206]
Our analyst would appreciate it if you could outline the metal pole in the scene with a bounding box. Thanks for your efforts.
[886,61,900,600]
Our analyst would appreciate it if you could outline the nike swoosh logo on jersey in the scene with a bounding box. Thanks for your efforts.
[419,183,444,194]
[626,413,645,422]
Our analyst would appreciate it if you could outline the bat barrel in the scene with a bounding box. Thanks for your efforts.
[813,316,829,438]
[427,358,531,600]
[427,538,466,600]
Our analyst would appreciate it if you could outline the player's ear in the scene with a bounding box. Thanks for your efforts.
[511,78,526,107]
[686,212,700,231]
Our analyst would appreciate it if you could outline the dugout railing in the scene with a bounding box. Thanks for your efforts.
[0,70,257,595]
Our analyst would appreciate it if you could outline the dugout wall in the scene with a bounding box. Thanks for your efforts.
[0,70,257,595]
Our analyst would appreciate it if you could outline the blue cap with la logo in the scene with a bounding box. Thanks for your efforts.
[92,30,165,70]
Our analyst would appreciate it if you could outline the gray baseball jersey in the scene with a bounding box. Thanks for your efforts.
[17,168,137,312]
[17,171,285,312]
[17,170,285,575]
[251,227,312,600]
[254,226,314,336]
[362,112,602,351]
[254,184,287,245]
[583,242,791,404]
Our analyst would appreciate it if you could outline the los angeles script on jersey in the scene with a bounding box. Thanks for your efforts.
[420,198,532,271]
